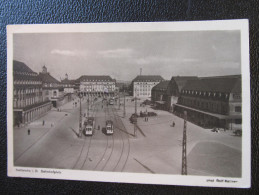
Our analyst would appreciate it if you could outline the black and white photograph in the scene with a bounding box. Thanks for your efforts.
[7,20,250,187]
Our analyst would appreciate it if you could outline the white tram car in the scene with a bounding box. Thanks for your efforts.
[83,117,95,136]
[106,120,114,135]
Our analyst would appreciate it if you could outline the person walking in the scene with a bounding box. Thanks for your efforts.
[28,129,30,135]
[42,120,45,126]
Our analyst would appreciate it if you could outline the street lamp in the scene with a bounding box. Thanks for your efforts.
[123,89,126,118]
[78,92,83,138]
[134,87,139,137]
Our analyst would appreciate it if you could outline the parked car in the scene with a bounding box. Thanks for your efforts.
[142,99,152,105]
[234,129,242,136]
[211,128,219,133]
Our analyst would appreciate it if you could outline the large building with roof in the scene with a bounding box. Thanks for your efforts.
[151,80,170,110]
[132,75,164,98]
[175,75,242,130]
[38,66,65,107]
[61,73,76,94]
[165,76,198,112]
[76,75,116,97]
[13,60,52,126]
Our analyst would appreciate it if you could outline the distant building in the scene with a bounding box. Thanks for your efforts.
[165,76,198,112]
[76,75,116,97]
[61,73,75,94]
[151,81,170,110]
[13,61,52,126]
[132,75,164,98]
[175,75,242,130]
[38,66,65,107]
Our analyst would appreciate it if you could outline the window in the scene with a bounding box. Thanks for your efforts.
[235,119,242,124]
[235,106,241,112]
[53,91,57,97]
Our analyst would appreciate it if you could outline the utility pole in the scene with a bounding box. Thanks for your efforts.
[118,93,121,110]
[182,111,187,175]
[123,90,126,118]
[134,88,138,137]
[87,93,90,118]
[79,93,82,138]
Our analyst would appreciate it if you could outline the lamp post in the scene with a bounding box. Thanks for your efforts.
[123,89,126,118]
[78,92,83,138]
[134,87,138,137]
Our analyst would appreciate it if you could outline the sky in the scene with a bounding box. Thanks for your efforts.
[13,31,241,81]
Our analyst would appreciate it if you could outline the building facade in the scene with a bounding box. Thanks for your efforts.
[61,73,76,94]
[165,76,198,112]
[76,75,116,97]
[38,66,65,108]
[13,61,52,126]
[174,76,242,130]
[132,75,164,98]
[151,81,170,110]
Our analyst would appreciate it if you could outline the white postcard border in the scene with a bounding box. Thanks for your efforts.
[7,19,250,188]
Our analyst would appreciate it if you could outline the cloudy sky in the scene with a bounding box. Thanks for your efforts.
[13,31,241,81]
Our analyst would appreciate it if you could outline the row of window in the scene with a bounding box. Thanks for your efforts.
[14,80,41,85]
[13,96,43,108]
[14,71,38,76]
[182,90,231,99]
[81,82,115,85]
[14,88,42,95]
[134,81,160,85]
[181,97,228,114]
[44,83,61,87]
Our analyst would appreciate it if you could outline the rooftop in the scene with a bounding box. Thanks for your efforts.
[13,60,35,74]
[171,76,198,91]
[76,75,114,82]
[133,75,164,82]
[182,76,241,93]
[38,72,60,84]
[152,80,170,91]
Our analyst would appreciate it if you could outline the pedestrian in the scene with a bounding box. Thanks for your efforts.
[42,120,45,126]
[172,121,175,127]
[28,129,30,135]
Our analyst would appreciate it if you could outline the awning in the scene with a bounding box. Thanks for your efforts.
[174,104,241,120]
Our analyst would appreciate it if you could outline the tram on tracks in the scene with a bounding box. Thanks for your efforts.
[109,98,114,105]
[83,117,95,136]
[106,120,114,135]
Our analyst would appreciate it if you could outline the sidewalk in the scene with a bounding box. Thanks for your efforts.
[13,98,78,160]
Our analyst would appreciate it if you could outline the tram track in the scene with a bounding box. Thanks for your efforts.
[100,105,115,171]
[93,105,113,171]
[72,99,97,170]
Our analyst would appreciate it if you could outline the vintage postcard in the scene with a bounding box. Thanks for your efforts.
[7,20,250,188]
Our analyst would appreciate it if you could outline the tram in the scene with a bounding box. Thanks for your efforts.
[109,98,114,105]
[106,120,114,135]
[83,117,95,136]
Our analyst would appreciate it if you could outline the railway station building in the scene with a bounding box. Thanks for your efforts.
[165,76,198,112]
[132,75,164,98]
[13,60,52,126]
[174,75,242,130]
[76,75,116,97]
[151,80,170,110]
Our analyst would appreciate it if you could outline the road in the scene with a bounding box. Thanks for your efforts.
[14,98,130,172]
[14,96,242,177]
